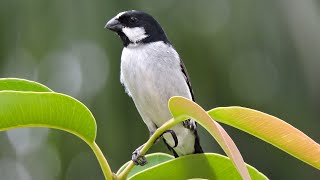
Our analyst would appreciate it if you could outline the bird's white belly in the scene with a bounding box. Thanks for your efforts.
[122,58,173,127]
[120,43,195,155]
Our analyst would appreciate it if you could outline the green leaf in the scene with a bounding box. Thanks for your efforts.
[0,78,52,92]
[0,78,96,143]
[168,96,252,180]
[0,91,96,143]
[117,153,174,178]
[0,78,113,179]
[208,107,320,170]
[129,153,268,180]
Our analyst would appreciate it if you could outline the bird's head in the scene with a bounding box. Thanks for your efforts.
[105,10,169,47]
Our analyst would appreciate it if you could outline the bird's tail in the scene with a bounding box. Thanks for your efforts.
[193,129,204,154]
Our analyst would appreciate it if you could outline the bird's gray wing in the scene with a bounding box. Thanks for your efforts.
[178,59,204,154]
[179,59,195,101]
[179,58,198,129]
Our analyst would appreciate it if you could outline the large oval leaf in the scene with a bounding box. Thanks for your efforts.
[0,78,52,92]
[129,153,268,180]
[208,107,320,170]
[0,79,113,179]
[168,96,252,180]
[0,91,96,143]
[117,153,174,178]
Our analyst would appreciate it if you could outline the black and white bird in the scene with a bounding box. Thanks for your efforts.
[105,10,203,165]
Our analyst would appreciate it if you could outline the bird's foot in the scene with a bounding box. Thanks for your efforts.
[132,130,179,166]
[132,144,147,166]
[183,119,197,130]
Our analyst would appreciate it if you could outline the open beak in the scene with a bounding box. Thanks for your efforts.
[105,18,123,32]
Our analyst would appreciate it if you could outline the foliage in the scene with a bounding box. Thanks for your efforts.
[0,78,319,179]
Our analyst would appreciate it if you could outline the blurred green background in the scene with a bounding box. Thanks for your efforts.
[0,0,319,179]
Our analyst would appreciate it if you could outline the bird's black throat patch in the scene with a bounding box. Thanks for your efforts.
[117,31,131,47]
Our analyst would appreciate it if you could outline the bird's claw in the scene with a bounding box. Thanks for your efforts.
[183,119,197,130]
[132,144,148,166]
[132,129,179,166]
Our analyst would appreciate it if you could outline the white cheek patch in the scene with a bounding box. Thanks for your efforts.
[122,27,149,43]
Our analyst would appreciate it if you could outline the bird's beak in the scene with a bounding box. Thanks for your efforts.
[105,18,123,32]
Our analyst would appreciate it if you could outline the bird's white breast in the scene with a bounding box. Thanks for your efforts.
[120,41,195,155]
[120,41,192,127]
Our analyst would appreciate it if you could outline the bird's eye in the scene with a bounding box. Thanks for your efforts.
[129,17,138,23]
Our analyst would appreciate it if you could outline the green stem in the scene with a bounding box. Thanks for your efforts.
[89,142,114,180]
[117,118,178,180]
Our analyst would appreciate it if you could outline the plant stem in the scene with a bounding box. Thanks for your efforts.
[117,118,178,180]
[90,142,114,180]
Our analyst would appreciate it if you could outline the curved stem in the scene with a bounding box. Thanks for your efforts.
[89,142,114,180]
[117,118,178,180]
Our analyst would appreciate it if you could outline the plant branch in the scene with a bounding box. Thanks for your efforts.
[90,142,114,180]
[116,118,178,180]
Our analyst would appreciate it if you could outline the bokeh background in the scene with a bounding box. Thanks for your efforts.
[0,0,319,179]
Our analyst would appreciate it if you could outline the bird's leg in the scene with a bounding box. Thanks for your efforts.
[132,130,179,166]
[161,130,178,148]
[131,130,157,166]
[153,129,178,147]
[183,119,197,131]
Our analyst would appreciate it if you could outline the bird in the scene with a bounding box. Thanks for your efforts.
[105,10,203,165]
